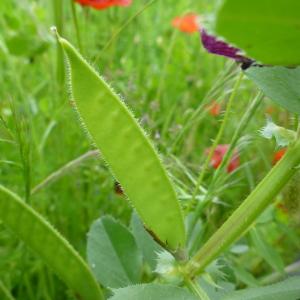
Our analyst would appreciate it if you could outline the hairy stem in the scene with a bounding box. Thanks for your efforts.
[170,62,236,152]
[184,278,210,300]
[70,0,83,53]
[186,72,244,238]
[31,150,99,195]
[185,137,300,277]
[53,0,64,85]
[209,91,263,187]
[187,91,263,253]
[94,0,157,64]
[261,260,300,285]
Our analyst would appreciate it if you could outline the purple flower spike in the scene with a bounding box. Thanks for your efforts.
[201,29,253,66]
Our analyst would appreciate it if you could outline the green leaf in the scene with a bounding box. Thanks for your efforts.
[109,284,198,300]
[249,228,284,273]
[6,33,49,57]
[56,32,186,251]
[0,185,103,300]
[231,265,259,288]
[198,279,235,300]
[222,276,300,300]
[245,66,300,114]
[130,212,163,270]
[186,212,204,256]
[87,216,143,288]
[214,0,300,65]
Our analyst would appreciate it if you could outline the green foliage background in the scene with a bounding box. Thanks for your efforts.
[0,0,299,299]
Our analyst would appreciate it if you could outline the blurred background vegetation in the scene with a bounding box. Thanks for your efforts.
[0,0,299,299]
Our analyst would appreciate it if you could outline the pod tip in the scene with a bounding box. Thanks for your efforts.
[50,26,63,43]
[50,26,58,35]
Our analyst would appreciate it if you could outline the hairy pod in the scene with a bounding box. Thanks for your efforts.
[57,34,186,250]
[0,185,103,300]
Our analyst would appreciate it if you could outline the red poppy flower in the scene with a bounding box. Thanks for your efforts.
[75,0,132,10]
[207,100,222,116]
[206,144,240,173]
[172,14,200,34]
[272,148,286,165]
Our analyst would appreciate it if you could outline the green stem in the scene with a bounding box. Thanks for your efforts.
[184,278,211,300]
[293,114,298,131]
[53,0,64,86]
[170,62,236,152]
[0,280,15,300]
[70,0,83,53]
[187,92,263,253]
[94,0,157,64]
[261,260,300,285]
[186,72,244,237]
[192,72,243,203]
[152,30,178,121]
[31,150,99,195]
[184,137,300,278]
[209,91,263,187]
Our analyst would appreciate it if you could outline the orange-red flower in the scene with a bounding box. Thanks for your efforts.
[272,148,286,165]
[75,0,132,9]
[172,14,200,34]
[207,100,222,116]
[206,144,240,173]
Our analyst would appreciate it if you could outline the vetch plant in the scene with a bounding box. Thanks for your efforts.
[1,0,300,299]
[56,7,300,295]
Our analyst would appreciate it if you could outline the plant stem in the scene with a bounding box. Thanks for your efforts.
[187,92,263,253]
[184,137,300,278]
[186,72,244,237]
[208,91,263,188]
[152,29,178,121]
[31,150,99,195]
[53,0,64,86]
[193,72,243,203]
[70,0,83,53]
[11,105,31,203]
[293,114,298,131]
[170,62,236,152]
[94,0,157,64]
[0,280,15,300]
[184,278,211,300]
[261,260,300,285]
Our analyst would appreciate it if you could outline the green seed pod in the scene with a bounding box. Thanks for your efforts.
[0,185,103,300]
[57,33,186,251]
